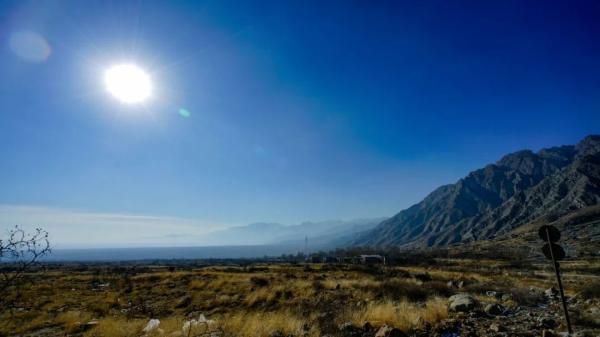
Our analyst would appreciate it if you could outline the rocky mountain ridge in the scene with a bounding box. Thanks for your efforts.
[354,135,600,247]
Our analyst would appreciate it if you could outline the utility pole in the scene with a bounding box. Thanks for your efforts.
[304,235,308,257]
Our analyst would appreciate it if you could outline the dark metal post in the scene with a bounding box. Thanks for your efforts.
[546,228,573,334]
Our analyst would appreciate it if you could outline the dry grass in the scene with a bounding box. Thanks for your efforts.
[1,260,599,337]
[78,312,305,337]
[219,311,307,337]
[56,310,94,333]
[347,298,447,332]
[83,318,145,337]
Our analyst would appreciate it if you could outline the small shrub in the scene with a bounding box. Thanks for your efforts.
[510,288,545,306]
[312,280,324,291]
[571,308,600,328]
[250,276,270,287]
[413,273,432,282]
[580,280,600,299]
[87,300,111,316]
[365,279,430,301]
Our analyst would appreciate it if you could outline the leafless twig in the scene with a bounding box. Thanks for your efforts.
[0,226,51,294]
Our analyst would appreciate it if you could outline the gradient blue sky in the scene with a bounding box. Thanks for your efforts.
[0,1,599,247]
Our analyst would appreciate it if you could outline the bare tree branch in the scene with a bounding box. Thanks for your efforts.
[0,226,51,294]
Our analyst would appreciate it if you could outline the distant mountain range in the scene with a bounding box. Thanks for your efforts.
[353,135,600,248]
[200,218,385,248]
[196,136,600,252]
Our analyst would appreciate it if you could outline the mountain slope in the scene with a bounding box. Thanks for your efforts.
[354,135,600,247]
[200,218,385,246]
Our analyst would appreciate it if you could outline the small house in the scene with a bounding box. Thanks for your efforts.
[359,254,386,265]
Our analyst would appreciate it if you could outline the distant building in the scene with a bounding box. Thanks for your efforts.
[359,254,386,265]
[322,256,340,263]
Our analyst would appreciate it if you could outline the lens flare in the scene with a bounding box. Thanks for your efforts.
[9,31,51,63]
[178,108,191,118]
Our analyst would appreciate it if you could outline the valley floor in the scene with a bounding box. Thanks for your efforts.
[1,258,599,337]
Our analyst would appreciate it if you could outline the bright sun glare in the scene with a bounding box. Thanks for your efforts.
[104,64,152,104]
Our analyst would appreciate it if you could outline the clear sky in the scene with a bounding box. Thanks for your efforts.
[0,1,598,247]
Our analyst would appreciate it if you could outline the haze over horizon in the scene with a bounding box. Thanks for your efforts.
[1,1,599,248]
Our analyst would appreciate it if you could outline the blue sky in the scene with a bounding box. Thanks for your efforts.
[0,1,599,247]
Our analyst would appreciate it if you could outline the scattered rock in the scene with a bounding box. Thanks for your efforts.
[268,331,285,337]
[488,291,505,300]
[375,325,406,337]
[182,314,217,336]
[432,319,461,337]
[339,322,362,337]
[489,322,504,332]
[541,329,556,337]
[484,303,505,316]
[446,280,465,288]
[545,288,559,299]
[538,317,556,329]
[143,319,160,333]
[448,294,478,312]
[82,320,98,332]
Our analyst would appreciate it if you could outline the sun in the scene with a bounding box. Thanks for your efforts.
[104,64,152,104]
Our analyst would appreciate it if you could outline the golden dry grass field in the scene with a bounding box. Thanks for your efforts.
[1,259,599,337]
